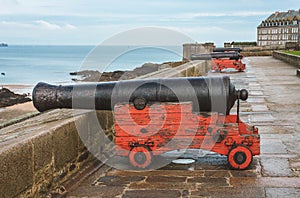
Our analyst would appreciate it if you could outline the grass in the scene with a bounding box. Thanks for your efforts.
[283,50,300,56]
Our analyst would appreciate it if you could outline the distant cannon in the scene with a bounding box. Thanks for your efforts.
[190,52,246,72]
[190,52,243,61]
[213,47,242,53]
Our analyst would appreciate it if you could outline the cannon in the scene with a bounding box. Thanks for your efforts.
[191,52,246,72]
[32,76,260,170]
[191,52,243,61]
[33,76,239,114]
[213,47,243,53]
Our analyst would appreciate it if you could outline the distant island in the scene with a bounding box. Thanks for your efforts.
[0,43,8,47]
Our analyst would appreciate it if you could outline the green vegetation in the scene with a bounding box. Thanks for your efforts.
[283,51,300,56]
[233,42,257,46]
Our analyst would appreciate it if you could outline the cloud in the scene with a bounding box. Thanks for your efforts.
[1,20,33,28]
[34,20,77,30]
[64,23,77,30]
[35,20,61,30]
[174,11,271,19]
[1,20,77,31]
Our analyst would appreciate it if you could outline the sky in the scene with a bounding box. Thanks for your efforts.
[0,0,300,46]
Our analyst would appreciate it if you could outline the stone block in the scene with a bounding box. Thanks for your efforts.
[33,132,53,171]
[74,113,90,151]
[0,143,33,198]
[53,122,79,169]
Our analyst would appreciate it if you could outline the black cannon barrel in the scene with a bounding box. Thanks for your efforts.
[33,76,243,114]
[213,47,242,53]
[190,52,243,61]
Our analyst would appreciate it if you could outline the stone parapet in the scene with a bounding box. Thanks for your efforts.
[273,51,300,68]
[0,109,113,197]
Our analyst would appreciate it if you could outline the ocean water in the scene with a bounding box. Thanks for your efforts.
[0,45,182,87]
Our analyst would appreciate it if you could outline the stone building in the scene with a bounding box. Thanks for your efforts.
[257,9,300,46]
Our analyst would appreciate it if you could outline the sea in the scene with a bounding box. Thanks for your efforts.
[0,45,182,92]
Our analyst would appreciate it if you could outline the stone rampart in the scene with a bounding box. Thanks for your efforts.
[273,51,300,68]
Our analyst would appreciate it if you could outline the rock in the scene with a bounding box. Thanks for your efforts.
[70,61,187,82]
[0,88,31,108]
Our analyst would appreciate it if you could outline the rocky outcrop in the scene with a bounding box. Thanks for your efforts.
[70,62,185,82]
[0,88,31,108]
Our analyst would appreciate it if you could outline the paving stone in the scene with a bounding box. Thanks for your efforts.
[251,104,269,112]
[230,170,259,177]
[203,170,230,178]
[266,188,300,198]
[230,177,260,188]
[129,180,196,190]
[107,169,205,177]
[191,187,265,198]
[66,186,124,198]
[260,157,293,177]
[260,138,287,154]
[146,175,186,183]
[247,97,265,103]
[122,190,181,198]
[249,113,275,123]
[187,177,229,187]
[249,90,264,96]
[231,177,300,188]
[95,175,145,186]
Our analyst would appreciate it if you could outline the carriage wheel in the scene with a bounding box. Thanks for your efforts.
[228,145,253,170]
[129,146,152,169]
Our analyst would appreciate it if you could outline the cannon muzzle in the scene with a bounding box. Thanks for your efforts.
[33,76,244,115]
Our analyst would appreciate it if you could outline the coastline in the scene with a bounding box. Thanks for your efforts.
[2,84,34,95]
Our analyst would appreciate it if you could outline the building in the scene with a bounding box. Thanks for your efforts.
[257,9,300,46]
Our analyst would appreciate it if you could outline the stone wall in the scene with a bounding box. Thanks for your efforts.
[273,51,300,68]
[223,44,286,56]
[183,43,214,61]
[0,109,113,198]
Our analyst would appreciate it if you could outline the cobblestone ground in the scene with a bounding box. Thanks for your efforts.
[66,57,300,198]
